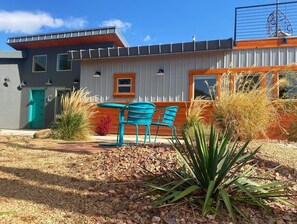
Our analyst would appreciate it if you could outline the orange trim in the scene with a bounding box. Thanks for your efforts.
[234,37,297,50]
[113,73,135,98]
[188,66,297,100]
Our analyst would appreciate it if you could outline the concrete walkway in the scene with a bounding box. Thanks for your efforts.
[0,129,171,144]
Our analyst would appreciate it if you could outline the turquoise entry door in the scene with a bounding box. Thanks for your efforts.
[29,89,45,129]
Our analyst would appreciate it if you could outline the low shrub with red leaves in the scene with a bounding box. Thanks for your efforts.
[96,115,112,136]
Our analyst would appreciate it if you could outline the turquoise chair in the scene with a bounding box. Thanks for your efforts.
[151,106,179,143]
[117,102,156,145]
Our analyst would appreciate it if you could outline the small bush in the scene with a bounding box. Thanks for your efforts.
[52,88,98,141]
[183,97,210,136]
[95,115,112,136]
[213,73,278,140]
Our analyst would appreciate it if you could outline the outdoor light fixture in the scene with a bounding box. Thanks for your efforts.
[156,68,164,76]
[93,69,101,78]
[45,79,52,86]
[73,79,79,85]
[20,80,26,87]
[17,80,26,90]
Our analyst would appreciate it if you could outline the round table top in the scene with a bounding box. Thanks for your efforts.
[97,103,126,109]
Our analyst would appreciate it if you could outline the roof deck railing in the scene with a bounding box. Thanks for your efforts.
[234,1,297,43]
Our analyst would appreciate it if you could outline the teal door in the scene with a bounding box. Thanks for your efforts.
[29,89,45,129]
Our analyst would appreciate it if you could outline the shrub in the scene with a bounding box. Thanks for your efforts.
[147,125,292,223]
[52,88,98,141]
[213,73,277,140]
[183,97,210,137]
[95,115,112,136]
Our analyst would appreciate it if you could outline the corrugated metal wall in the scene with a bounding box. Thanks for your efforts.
[80,47,297,102]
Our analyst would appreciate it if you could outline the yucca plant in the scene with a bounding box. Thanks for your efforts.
[147,125,292,223]
[52,88,98,140]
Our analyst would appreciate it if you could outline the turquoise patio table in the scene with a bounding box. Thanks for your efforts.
[97,103,126,146]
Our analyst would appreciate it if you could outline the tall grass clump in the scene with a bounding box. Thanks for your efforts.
[52,88,98,140]
[183,97,210,136]
[147,125,292,223]
[213,73,278,139]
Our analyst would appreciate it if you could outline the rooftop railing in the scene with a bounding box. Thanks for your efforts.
[234,1,297,42]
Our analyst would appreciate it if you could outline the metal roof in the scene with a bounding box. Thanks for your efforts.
[68,38,233,60]
[7,27,129,50]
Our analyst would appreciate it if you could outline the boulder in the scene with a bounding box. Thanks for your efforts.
[33,129,52,139]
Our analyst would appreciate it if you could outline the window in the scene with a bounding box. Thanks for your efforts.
[235,73,261,92]
[194,75,217,99]
[32,55,47,72]
[57,53,72,71]
[113,73,135,98]
[278,71,297,99]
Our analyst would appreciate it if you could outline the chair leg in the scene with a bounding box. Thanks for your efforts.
[154,125,160,143]
[148,126,151,143]
[144,126,147,144]
[171,126,177,142]
[135,125,139,145]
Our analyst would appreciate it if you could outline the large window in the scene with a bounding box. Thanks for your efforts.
[194,75,217,99]
[278,71,297,99]
[57,53,72,71]
[113,73,135,98]
[32,55,47,72]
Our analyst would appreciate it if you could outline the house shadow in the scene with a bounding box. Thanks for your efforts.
[252,154,297,182]
[0,166,146,217]
[0,141,103,155]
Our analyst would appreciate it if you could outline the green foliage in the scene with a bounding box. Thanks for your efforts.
[52,88,97,141]
[147,125,292,223]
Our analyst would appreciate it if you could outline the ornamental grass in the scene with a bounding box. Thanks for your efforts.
[52,88,98,141]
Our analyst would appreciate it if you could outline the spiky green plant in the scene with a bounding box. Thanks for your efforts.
[52,88,98,140]
[147,125,292,223]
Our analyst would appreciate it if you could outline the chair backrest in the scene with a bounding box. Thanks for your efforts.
[161,106,179,126]
[126,102,156,125]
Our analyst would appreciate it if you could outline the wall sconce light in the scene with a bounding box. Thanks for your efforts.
[3,77,10,87]
[93,70,101,78]
[73,79,79,85]
[17,80,26,90]
[157,68,164,76]
[20,80,26,87]
[45,79,52,86]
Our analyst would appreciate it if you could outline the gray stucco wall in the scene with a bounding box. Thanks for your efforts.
[0,59,22,129]
[80,47,297,102]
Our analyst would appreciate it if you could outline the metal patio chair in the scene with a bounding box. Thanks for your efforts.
[151,106,179,143]
[117,102,156,145]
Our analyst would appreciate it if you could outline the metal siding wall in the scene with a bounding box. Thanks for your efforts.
[81,47,297,102]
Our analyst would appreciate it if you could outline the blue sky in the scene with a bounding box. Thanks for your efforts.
[0,0,276,50]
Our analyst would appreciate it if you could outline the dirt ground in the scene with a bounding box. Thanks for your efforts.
[0,135,296,224]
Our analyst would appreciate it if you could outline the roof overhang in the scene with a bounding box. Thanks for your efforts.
[0,51,27,59]
[7,27,129,50]
[69,38,233,60]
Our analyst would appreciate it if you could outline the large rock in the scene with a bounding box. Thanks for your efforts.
[33,129,52,139]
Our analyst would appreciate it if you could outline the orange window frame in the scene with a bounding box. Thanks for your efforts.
[188,65,297,101]
[113,73,136,98]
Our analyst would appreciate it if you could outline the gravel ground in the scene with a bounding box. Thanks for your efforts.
[0,135,296,224]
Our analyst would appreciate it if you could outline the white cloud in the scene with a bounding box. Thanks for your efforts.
[101,19,131,32]
[0,10,87,34]
[143,35,151,42]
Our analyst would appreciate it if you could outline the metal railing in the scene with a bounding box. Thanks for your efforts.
[234,1,297,42]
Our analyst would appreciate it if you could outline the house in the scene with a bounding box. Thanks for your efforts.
[0,27,128,129]
[1,1,296,138]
